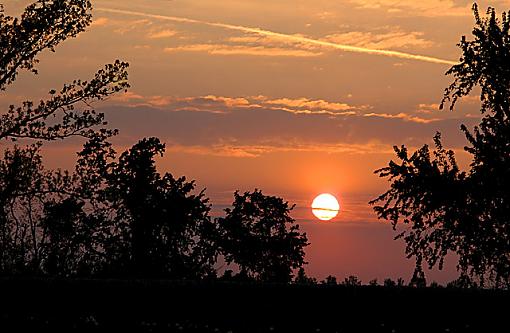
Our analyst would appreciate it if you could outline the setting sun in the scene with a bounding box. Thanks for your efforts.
[311,193,340,221]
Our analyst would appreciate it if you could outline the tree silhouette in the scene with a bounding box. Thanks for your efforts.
[0,144,48,274]
[0,142,111,276]
[408,265,426,288]
[0,1,129,141]
[370,4,510,288]
[0,0,128,276]
[341,275,362,287]
[383,278,397,288]
[0,135,221,278]
[216,190,309,283]
[322,275,338,285]
[40,198,89,276]
[294,267,317,285]
[104,138,217,278]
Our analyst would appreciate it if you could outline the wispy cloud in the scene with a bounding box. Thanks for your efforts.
[113,19,153,35]
[163,44,322,57]
[350,0,472,17]
[91,17,110,27]
[363,112,439,123]
[324,29,435,50]
[263,97,358,112]
[96,7,457,65]
[110,93,366,115]
[147,29,177,39]
[417,103,440,113]
[165,141,395,158]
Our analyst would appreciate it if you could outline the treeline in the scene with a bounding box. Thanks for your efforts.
[292,270,477,288]
[0,137,309,281]
[0,1,311,281]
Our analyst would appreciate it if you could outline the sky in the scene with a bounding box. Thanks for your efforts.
[3,0,510,283]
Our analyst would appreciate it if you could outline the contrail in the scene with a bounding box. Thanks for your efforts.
[96,7,457,66]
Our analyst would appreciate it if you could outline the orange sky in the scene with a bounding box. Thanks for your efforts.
[3,0,510,283]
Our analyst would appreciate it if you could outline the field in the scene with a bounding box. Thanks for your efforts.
[0,278,507,332]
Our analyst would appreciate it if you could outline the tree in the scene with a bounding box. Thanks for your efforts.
[216,190,309,283]
[0,144,49,274]
[40,198,90,276]
[429,281,442,288]
[0,135,220,278]
[383,278,397,288]
[341,275,362,287]
[294,267,317,285]
[370,4,510,288]
[0,143,99,276]
[103,138,217,278]
[408,265,426,288]
[0,0,129,141]
[322,275,338,285]
[0,0,128,276]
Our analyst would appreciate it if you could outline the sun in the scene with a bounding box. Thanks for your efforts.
[312,193,340,221]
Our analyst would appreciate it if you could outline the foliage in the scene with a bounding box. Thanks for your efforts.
[0,144,47,274]
[371,4,510,288]
[383,278,396,287]
[0,0,129,276]
[0,143,98,276]
[447,274,478,289]
[322,275,337,285]
[0,137,220,278]
[408,265,426,288]
[294,267,317,285]
[441,3,510,117]
[429,281,442,288]
[341,275,362,287]
[103,138,218,278]
[368,278,379,286]
[0,0,129,141]
[216,190,309,283]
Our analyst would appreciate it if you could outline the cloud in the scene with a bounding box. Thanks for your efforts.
[199,95,252,108]
[147,29,177,39]
[254,96,370,114]
[134,45,152,50]
[100,94,477,158]
[113,19,153,35]
[109,93,366,115]
[363,112,439,123]
[417,103,440,113]
[91,17,110,27]
[349,0,472,17]
[352,1,510,17]
[96,7,457,65]
[226,33,321,52]
[165,141,395,158]
[264,97,353,111]
[110,91,145,103]
[163,44,323,57]
[324,29,435,50]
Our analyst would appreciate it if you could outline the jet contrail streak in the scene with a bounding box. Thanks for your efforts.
[96,7,457,66]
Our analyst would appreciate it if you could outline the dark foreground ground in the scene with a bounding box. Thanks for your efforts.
[0,278,508,333]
